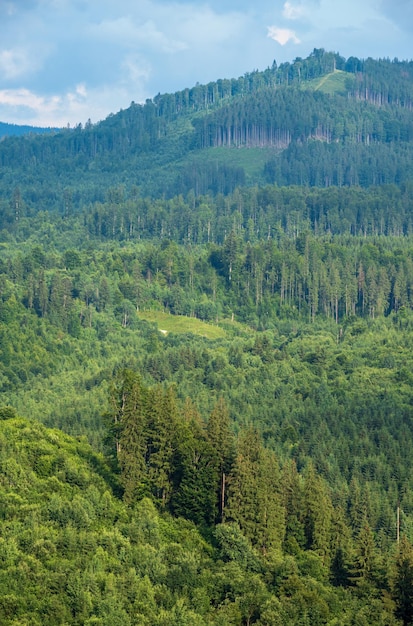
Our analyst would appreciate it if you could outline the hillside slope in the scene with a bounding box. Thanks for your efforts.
[3,49,413,625]
[0,412,407,626]
[1,50,413,208]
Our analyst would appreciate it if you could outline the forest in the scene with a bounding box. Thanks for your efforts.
[2,49,413,624]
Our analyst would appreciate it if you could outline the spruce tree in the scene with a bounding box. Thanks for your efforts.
[171,398,216,525]
[110,369,148,504]
[207,397,235,523]
[393,536,413,625]
[226,427,285,555]
[145,386,176,507]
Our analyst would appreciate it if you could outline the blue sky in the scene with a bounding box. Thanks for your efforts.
[0,0,412,127]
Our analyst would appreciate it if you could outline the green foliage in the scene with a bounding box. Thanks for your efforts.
[393,537,413,625]
[0,405,16,420]
[3,47,413,624]
[2,51,413,207]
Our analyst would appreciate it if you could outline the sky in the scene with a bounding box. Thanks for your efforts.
[0,0,412,128]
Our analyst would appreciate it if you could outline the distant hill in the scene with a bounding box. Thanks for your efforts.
[0,121,60,139]
[1,49,413,209]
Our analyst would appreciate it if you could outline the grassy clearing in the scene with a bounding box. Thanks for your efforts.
[177,146,275,185]
[304,70,350,95]
[138,310,228,339]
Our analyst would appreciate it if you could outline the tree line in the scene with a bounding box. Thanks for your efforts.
[1,50,413,204]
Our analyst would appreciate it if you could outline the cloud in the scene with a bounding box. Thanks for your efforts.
[282,2,305,20]
[0,82,119,127]
[267,26,301,45]
[120,54,152,86]
[0,88,61,125]
[89,16,188,54]
[2,0,413,127]
[0,48,33,80]
[0,1,259,126]
[87,4,251,53]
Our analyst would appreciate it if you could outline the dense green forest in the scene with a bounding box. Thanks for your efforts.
[0,121,59,139]
[3,49,413,203]
[3,49,413,624]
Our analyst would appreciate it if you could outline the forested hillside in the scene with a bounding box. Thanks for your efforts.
[3,49,413,624]
[3,49,413,204]
[0,121,59,139]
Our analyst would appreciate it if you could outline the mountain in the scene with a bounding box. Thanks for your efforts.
[0,121,60,139]
[1,49,413,211]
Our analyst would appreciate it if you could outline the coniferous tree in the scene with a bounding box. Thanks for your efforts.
[330,505,353,587]
[255,446,285,556]
[281,460,306,554]
[393,536,413,626]
[350,521,381,594]
[226,427,262,544]
[303,461,333,562]
[145,386,176,507]
[207,397,235,523]
[109,369,148,504]
[171,398,216,526]
[226,428,285,555]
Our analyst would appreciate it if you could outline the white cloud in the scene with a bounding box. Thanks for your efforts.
[172,5,249,47]
[0,88,61,123]
[89,6,249,54]
[0,48,37,80]
[283,1,305,20]
[89,16,187,53]
[2,0,413,128]
[74,83,87,99]
[120,54,151,86]
[0,75,151,127]
[267,26,301,45]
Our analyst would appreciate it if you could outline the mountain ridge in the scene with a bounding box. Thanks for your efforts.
[0,120,60,139]
[2,49,413,207]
